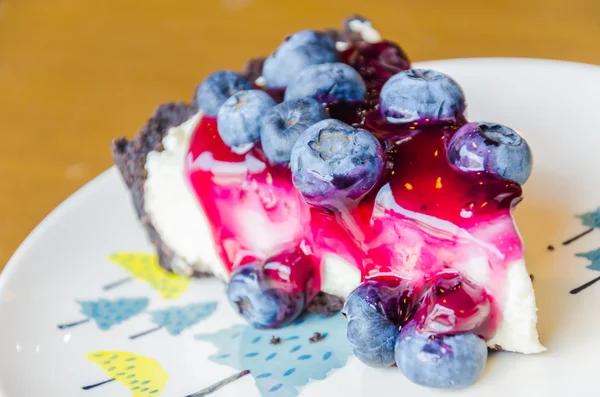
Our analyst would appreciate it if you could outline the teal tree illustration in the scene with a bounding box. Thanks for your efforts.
[565,208,600,294]
[579,208,600,228]
[576,249,600,271]
[564,208,600,245]
[129,301,217,339]
[57,298,149,330]
[571,248,600,294]
[192,314,353,397]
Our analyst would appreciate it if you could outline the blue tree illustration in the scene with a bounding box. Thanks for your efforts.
[129,301,217,339]
[564,208,600,245]
[571,248,600,294]
[57,298,149,330]
[579,208,600,228]
[192,314,353,397]
[577,249,600,271]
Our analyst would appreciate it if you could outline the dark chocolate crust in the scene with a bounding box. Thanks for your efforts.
[111,102,211,277]
[306,292,345,316]
[112,15,373,311]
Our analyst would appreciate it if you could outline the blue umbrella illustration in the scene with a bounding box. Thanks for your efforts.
[57,298,149,330]
[129,302,217,339]
[191,313,353,397]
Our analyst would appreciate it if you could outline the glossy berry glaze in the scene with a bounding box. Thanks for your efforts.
[185,42,523,338]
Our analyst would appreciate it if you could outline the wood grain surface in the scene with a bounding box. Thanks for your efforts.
[1,0,599,269]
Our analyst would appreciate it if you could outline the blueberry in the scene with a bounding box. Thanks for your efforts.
[447,122,533,185]
[262,30,339,88]
[290,119,384,207]
[227,262,305,329]
[284,63,367,103]
[395,321,488,389]
[342,280,412,367]
[195,70,253,116]
[260,98,328,165]
[380,69,466,123]
[217,90,276,149]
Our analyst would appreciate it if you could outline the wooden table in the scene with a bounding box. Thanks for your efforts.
[1,0,599,269]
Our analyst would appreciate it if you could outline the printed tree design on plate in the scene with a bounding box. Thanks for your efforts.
[563,208,600,245]
[571,248,600,294]
[105,253,190,300]
[193,314,352,397]
[57,298,149,330]
[129,301,217,339]
[83,351,167,396]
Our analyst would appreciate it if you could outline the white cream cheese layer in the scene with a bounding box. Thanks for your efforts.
[142,113,544,354]
[144,112,228,281]
[486,258,545,353]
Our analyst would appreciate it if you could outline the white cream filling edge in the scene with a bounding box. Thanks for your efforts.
[144,112,229,281]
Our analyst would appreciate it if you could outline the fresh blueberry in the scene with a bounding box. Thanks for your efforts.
[195,70,253,116]
[227,261,305,329]
[395,321,488,389]
[342,279,413,367]
[290,119,384,207]
[446,122,533,185]
[260,98,328,165]
[284,62,367,103]
[262,30,339,88]
[380,69,466,123]
[217,90,276,150]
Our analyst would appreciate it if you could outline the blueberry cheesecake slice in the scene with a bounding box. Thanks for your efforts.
[112,15,544,389]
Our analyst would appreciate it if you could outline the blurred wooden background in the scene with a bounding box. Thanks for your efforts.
[0,0,599,269]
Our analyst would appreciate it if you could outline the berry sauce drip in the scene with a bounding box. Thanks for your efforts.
[185,42,523,337]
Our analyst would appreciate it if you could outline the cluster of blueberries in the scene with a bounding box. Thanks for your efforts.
[344,277,489,389]
[196,30,532,208]
[194,28,534,389]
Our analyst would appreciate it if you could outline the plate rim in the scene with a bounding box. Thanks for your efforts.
[0,168,116,295]
[1,56,600,396]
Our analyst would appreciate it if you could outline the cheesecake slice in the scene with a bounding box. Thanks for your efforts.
[112,14,544,390]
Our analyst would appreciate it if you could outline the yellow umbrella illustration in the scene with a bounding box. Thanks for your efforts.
[84,351,168,396]
[103,253,190,300]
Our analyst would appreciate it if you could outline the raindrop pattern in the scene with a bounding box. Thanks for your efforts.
[148,302,217,336]
[68,298,149,331]
[85,351,168,397]
[196,314,353,396]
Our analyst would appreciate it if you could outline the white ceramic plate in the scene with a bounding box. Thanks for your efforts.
[2,58,600,397]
